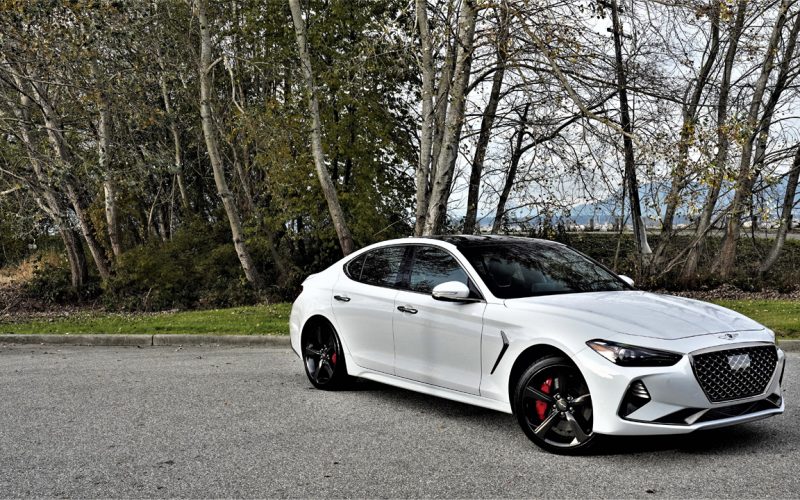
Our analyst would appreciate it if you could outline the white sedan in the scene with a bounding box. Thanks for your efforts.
[289,235,785,453]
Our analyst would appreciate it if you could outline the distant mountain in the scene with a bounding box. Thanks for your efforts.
[472,180,800,229]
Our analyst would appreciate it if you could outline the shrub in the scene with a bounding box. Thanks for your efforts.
[22,252,100,304]
[104,218,264,311]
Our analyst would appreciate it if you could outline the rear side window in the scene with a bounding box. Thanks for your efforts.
[356,246,407,288]
[408,246,468,293]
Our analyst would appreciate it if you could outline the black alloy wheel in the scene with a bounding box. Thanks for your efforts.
[513,355,596,454]
[302,320,349,390]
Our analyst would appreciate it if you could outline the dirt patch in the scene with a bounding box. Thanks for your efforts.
[0,282,102,323]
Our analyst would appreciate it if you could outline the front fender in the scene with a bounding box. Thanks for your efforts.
[478,303,609,403]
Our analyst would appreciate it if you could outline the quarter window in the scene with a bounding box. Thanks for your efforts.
[344,254,365,280]
[409,246,468,293]
[358,246,406,288]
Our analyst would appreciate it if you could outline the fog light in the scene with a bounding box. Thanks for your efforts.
[619,380,651,418]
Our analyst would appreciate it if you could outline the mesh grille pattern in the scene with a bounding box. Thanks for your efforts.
[692,346,778,402]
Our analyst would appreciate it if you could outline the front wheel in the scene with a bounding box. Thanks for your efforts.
[513,355,596,454]
[302,319,350,390]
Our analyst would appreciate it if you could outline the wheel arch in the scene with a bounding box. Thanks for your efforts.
[300,314,337,344]
[300,313,355,361]
[507,343,572,404]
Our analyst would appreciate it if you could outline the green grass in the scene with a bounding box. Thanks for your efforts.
[711,299,800,339]
[0,304,292,335]
[1,300,798,339]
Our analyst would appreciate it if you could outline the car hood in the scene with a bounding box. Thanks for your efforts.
[503,291,764,340]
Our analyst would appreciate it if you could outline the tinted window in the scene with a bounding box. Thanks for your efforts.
[359,246,406,288]
[459,242,627,299]
[345,254,365,280]
[408,246,468,293]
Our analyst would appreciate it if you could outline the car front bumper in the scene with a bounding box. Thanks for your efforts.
[574,343,785,436]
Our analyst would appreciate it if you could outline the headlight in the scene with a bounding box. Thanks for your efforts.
[586,340,682,367]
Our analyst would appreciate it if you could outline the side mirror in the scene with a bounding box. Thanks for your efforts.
[619,275,635,287]
[432,281,477,302]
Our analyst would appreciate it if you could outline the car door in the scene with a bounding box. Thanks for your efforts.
[330,245,409,374]
[393,245,486,395]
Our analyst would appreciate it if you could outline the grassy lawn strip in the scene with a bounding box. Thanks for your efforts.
[0,304,291,336]
[711,299,800,339]
[1,300,798,339]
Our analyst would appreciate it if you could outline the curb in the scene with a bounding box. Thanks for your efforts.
[0,333,291,347]
[0,333,796,351]
[152,334,290,347]
[779,339,800,352]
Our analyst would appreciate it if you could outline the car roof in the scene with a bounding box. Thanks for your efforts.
[419,234,563,249]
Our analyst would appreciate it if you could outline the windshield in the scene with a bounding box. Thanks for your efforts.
[458,242,629,299]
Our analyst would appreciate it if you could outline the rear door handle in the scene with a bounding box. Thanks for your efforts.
[334,295,351,302]
[397,305,418,314]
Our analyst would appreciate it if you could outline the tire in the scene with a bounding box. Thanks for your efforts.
[513,355,597,454]
[301,319,351,390]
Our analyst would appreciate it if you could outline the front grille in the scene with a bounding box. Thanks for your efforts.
[691,345,778,402]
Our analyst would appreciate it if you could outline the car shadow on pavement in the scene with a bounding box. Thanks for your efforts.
[593,425,777,456]
[331,377,781,456]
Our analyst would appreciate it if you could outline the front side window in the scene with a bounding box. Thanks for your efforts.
[408,246,468,293]
[459,242,628,299]
[357,246,407,288]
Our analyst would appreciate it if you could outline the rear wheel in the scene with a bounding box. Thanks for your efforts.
[302,319,350,390]
[513,355,596,454]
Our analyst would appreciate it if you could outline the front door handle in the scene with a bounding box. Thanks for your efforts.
[334,295,351,302]
[397,305,418,314]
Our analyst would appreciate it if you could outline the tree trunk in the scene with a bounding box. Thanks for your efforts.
[492,104,529,234]
[423,0,478,235]
[610,0,650,258]
[98,99,122,258]
[413,0,436,236]
[6,82,88,288]
[680,0,747,284]
[429,45,455,198]
[28,80,112,281]
[195,0,263,287]
[64,182,113,282]
[289,0,355,255]
[463,5,509,234]
[759,145,800,273]
[716,0,794,278]
[232,143,254,214]
[158,68,190,211]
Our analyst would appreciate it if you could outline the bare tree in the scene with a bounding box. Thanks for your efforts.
[608,0,650,258]
[423,0,479,235]
[680,0,748,284]
[492,103,529,234]
[463,3,510,234]
[759,144,800,273]
[414,0,437,236]
[717,1,799,277]
[653,1,721,263]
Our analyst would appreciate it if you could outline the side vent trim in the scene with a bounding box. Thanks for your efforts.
[490,330,510,375]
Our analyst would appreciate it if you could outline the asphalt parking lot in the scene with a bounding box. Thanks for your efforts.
[0,345,796,498]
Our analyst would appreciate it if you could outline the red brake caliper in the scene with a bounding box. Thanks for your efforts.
[535,378,553,421]
[331,352,337,366]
